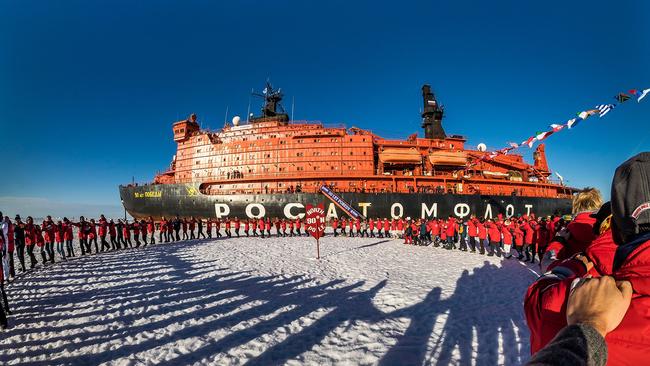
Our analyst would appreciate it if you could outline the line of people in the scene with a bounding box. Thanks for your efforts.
[0,207,581,329]
[330,214,564,262]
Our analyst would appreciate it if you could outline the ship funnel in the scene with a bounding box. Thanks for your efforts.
[421,84,446,139]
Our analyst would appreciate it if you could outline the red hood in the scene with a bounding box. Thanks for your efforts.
[585,230,616,276]
[569,212,597,245]
[615,238,650,296]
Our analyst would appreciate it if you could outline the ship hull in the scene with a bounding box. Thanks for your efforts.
[120,183,572,220]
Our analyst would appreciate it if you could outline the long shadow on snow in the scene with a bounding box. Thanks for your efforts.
[3,241,536,366]
[437,259,535,366]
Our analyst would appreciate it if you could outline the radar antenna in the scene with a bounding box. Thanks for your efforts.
[253,81,286,118]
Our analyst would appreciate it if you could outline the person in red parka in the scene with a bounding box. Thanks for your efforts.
[486,219,501,257]
[241,219,248,237]
[181,218,188,240]
[189,217,197,240]
[403,219,413,244]
[62,218,75,257]
[533,218,549,263]
[234,217,241,237]
[501,219,514,258]
[0,225,10,327]
[273,219,280,237]
[98,214,110,251]
[440,221,448,244]
[159,217,168,243]
[107,219,117,250]
[42,215,56,263]
[35,224,46,264]
[525,153,650,364]
[279,219,287,237]
[146,216,155,244]
[122,219,132,248]
[467,216,478,252]
[206,218,213,239]
[476,219,487,254]
[294,218,301,236]
[87,218,98,254]
[431,219,441,247]
[54,220,65,260]
[545,189,603,265]
[212,218,220,238]
[382,218,389,238]
[23,217,38,269]
[443,216,455,250]
[513,221,524,259]
[132,220,141,248]
[520,218,536,262]
[396,219,404,239]
[332,218,339,237]
[255,217,263,238]
[3,216,16,278]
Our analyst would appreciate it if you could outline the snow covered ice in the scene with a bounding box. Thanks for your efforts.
[0,235,540,365]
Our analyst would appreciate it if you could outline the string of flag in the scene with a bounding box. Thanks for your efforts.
[473,88,650,163]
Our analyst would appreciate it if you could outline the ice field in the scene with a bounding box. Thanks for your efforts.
[0,234,541,365]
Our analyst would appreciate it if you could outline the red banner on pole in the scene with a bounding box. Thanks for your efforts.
[305,203,326,259]
[305,203,326,239]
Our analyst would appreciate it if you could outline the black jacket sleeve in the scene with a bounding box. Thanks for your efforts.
[526,324,607,366]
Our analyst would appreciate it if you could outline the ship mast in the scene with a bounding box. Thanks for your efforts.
[421,84,446,139]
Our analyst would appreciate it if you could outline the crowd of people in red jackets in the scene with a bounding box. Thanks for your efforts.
[331,214,566,262]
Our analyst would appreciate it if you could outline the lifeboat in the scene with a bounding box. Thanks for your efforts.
[428,150,468,166]
[379,148,422,164]
[482,170,509,179]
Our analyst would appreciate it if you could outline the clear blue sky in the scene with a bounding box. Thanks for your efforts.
[1,0,649,217]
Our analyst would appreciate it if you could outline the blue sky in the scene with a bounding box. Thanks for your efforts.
[1,0,649,217]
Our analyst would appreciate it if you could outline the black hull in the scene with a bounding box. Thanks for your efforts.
[120,183,572,220]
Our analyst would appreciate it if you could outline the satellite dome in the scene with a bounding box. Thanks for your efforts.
[477,143,487,152]
[232,116,241,126]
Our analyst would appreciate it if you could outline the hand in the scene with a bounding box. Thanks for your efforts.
[567,276,633,337]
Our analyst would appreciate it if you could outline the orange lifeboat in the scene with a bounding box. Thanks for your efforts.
[378,148,422,164]
[428,150,468,166]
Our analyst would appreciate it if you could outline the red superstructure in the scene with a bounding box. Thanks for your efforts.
[154,83,573,200]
